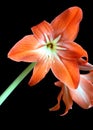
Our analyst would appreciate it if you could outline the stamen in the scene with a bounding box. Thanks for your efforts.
[53,35,61,44]
[44,33,49,43]
[57,46,67,50]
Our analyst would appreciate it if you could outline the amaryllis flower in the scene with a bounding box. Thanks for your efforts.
[50,70,93,116]
[8,6,88,89]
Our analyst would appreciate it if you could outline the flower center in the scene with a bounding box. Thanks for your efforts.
[47,43,54,49]
[45,35,61,52]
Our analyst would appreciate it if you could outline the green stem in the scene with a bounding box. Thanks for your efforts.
[0,62,36,105]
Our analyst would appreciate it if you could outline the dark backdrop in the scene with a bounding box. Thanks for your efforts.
[0,0,93,129]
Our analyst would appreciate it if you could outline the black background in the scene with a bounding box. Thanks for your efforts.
[0,0,93,129]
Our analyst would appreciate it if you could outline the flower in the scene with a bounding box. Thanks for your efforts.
[8,6,88,89]
[50,70,93,116]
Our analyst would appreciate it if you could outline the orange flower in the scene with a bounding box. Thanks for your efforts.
[50,70,93,116]
[8,6,88,89]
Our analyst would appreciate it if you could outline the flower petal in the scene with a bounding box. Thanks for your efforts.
[62,85,73,116]
[62,59,80,89]
[81,71,93,83]
[51,6,82,41]
[28,57,51,86]
[50,81,73,116]
[57,41,88,60]
[49,82,63,111]
[70,75,93,108]
[79,62,93,71]
[31,20,54,43]
[78,57,88,66]
[51,55,78,89]
[8,35,44,62]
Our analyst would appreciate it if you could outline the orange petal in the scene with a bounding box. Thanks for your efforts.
[78,57,88,66]
[28,57,51,86]
[81,71,93,83]
[81,74,93,101]
[62,59,80,89]
[79,62,93,71]
[51,6,82,41]
[31,20,54,42]
[70,75,93,109]
[51,56,78,89]
[49,81,63,111]
[8,35,44,62]
[53,81,73,116]
[49,103,60,112]
[57,41,88,60]
[61,85,73,116]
